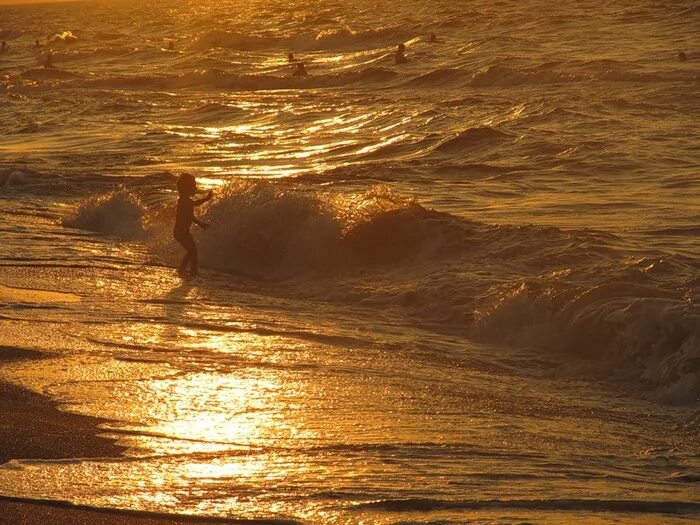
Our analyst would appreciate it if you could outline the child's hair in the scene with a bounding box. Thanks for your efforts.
[177,173,196,195]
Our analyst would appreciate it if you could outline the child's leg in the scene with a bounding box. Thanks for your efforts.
[189,243,199,276]
[179,252,191,274]
[175,230,196,275]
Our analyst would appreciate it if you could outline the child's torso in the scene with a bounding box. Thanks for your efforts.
[174,198,193,231]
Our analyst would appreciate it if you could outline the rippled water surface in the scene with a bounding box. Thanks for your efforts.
[0,0,699,523]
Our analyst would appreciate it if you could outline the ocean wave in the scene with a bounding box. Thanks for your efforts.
[192,25,413,52]
[470,65,577,87]
[597,68,699,83]
[79,66,396,91]
[466,63,696,88]
[48,46,141,63]
[353,497,700,513]
[313,25,412,50]
[63,181,699,403]
[192,30,286,51]
[63,190,147,238]
[65,181,451,277]
[165,102,247,125]
[50,30,79,44]
[471,279,699,403]
[408,67,464,86]
[19,68,81,81]
[191,181,441,279]
[433,126,513,153]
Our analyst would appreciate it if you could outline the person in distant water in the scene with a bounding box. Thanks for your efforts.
[174,173,213,277]
[394,43,407,65]
[429,32,437,43]
[44,52,54,69]
[35,39,41,48]
[678,50,688,62]
[293,61,308,76]
[288,52,296,62]
[168,41,175,50]
[1,41,6,53]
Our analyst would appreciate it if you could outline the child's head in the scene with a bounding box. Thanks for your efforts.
[177,173,196,197]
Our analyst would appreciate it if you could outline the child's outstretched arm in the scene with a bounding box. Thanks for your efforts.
[193,191,214,206]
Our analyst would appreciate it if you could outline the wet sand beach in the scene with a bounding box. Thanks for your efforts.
[0,499,293,525]
[0,343,281,525]
[0,292,239,525]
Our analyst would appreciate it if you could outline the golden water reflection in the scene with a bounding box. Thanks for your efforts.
[120,327,320,457]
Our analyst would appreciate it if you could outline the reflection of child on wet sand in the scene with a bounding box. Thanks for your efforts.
[174,173,213,277]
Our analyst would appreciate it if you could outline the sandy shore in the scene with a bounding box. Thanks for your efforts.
[0,340,282,525]
[0,372,123,465]
[0,498,294,525]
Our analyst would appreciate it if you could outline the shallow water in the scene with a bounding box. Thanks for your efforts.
[0,0,699,523]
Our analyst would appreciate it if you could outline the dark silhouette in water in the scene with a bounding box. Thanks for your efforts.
[1,41,6,53]
[429,32,437,43]
[293,61,308,76]
[288,52,296,62]
[394,43,407,64]
[44,52,54,69]
[35,39,41,48]
[174,173,213,277]
[168,41,175,50]
[678,50,688,62]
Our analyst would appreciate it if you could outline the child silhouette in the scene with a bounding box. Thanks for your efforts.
[174,173,213,276]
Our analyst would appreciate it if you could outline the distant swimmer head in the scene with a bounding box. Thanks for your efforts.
[395,43,407,64]
[168,41,174,50]
[177,173,197,197]
[678,50,688,62]
[429,32,437,42]
[44,52,54,69]
[35,39,40,47]
[288,52,295,62]
[1,41,6,51]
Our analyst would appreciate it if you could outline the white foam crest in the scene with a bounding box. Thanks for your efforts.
[63,190,146,238]
[191,181,423,278]
[473,279,700,403]
[192,25,411,52]
[196,180,340,278]
[51,30,79,44]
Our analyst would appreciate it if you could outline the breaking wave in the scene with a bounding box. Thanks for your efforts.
[63,181,700,403]
[63,190,146,238]
[192,25,413,52]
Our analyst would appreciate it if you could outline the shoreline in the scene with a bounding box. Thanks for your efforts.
[0,345,278,525]
[0,497,300,525]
